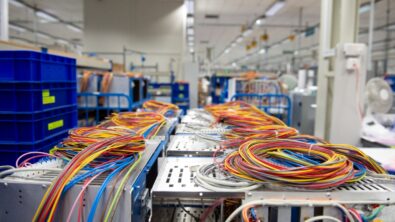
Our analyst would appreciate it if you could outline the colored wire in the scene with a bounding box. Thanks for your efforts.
[305,216,342,222]
[225,200,355,222]
[33,135,144,222]
[205,101,286,127]
[143,100,179,117]
[103,153,142,222]
[66,173,101,222]
[223,125,299,148]
[177,199,199,222]
[222,139,385,189]
[98,112,166,139]
[15,151,55,168]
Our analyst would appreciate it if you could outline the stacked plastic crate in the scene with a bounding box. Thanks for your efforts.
[171,82,190,113]
[0,51,78,165]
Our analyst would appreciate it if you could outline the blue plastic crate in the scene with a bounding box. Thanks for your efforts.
[0,82,77,113]
[0,105,77,143]
[0,50,76,82]
[0,130,69,166]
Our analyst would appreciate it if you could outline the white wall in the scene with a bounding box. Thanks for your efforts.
[84,0,185,79]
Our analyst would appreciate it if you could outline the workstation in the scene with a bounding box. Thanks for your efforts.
[0,0,395,221]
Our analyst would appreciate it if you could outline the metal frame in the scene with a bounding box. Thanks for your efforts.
[166,135,222,157]
[0,139,164,222]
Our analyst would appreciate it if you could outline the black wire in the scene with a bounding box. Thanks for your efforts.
[177,199,200,222]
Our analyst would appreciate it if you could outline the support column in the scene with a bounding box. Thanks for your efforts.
[314,0,360,141]
[0,0,8,41]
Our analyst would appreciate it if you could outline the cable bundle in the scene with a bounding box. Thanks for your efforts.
[205,101,285,128]
[223,139,386,189]
[99,112,166,139]
[222,125,299,148]
[142,100,179,117]
[50,127,144,166]
[33,134,145,222]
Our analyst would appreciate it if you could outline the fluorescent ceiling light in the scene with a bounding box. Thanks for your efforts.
[236,36,243,43]
[224,48,230,54]
[9,24,26,32]
[66,24,82,33]
[271,43,279,48]
[231,42,236,47]
[266,0,285,17]
[187,15,194,27]
[188,41,194,46]
[189,47,194,53]
[187,35,194,41]
[259,48,266,54]
[36,11,59,22]
[255,16,266,26]
[186,0,194,14]
[37,32,51,40]
[9,0,24,7]
[187,27,194,35]
[242,28,253,37]
[359,3,370,14]
[56,39,69,45]
[387,24,395,30]
[232,62,237,67]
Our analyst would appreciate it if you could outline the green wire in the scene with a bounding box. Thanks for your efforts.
[364,205,385,221]
[103,153,142,222]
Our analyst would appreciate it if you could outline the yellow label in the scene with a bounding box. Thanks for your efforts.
[43,96,56,104]
[42,90,50,97]
[48,120,64,130]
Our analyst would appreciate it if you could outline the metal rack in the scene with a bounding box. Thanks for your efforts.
[0,140,165,222]
[152,157,395,222]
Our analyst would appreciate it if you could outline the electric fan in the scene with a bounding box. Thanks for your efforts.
[361,77,395,147]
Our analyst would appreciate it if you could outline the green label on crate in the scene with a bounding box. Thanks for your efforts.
[48,120,64,130]
[43,96,56,104]
[42,90,50,97]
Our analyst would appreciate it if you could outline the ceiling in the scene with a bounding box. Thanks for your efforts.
[194,0,395,69]
[9,0,83,48]
[7,0,395,69]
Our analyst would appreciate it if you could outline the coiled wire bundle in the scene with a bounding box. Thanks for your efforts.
[223,139,386,189]
[223,125,299,148]
[205,101,286,128]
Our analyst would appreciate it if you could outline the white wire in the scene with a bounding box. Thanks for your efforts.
[225,200,356,222]
[194,164,262,192]
[0,168,62,179]
[304,215,341,222]
[0,165,15,170]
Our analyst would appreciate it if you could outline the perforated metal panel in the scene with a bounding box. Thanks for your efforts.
[245,178,394,204]
[152,157,244,199]
[166,135,222,157]
[175,124,230,135]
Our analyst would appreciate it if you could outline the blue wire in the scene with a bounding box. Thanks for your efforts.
[63,161,119,193]
[86,155,136,222]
